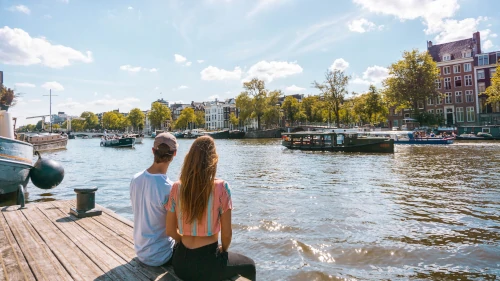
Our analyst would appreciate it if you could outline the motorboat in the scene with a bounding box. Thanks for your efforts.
[362,131,454,145]
[456,132,494,140]
[228,130,246,139]
[129,134,144,144]
[100,136,135,147]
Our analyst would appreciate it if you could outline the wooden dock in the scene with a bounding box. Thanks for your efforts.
[0,200,249,281]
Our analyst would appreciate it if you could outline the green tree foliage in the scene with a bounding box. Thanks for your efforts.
[148,102,172,130]
[71,119,85,131]
[242,78,268,129]
[80,111,99,130]
[127,108,145,132]
[52,124,61,130]
[383,49,439,114]
[174,108,196,130]
[313,69,350,127]
[35,120,43,130]
[262,90,281,128]
[0,85,19,109]
[282,96,302,124]
[235,93,253,126]
[229,112,239,127]
[195,110,205,127]
[486,64,500,104]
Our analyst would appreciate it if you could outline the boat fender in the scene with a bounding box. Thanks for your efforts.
[29,151,65,189]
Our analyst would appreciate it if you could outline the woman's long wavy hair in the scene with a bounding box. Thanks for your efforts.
[179,136,219,224]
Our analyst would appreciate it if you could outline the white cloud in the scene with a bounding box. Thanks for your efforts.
[483,40,494,51]
[94,92,98,96]
[120,65,142,72]
[119,65,158,73]
[0,26,93,68]
[15,82,36,88]
[174,54,187,63]
[104,94,111,98]
[353,0,486,44]
[348,18,377,33]
[185,61,192,66]
[59,0,69,3]
[177,85,189,90]
[44,14,52,19]
[329,58,349,71]
[244,60,303,82]
[197,60,205,63]
[154,86,159,90]
[285,85,306,92]
[9,5,30,15]
[41,81,64,91]
[352,65,389,85]
[247,0,288,18]
[201,66,242,81]
[57,98,82,109]
[90,97,140,107]
[128,6,133,10]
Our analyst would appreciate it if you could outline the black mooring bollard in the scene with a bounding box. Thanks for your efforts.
[70,187,102,218]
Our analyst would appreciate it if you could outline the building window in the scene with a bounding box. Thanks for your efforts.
[436,109,443,115]
[464,63,471,72]
[466,107,475,122]
[463,51,472,58]
[444,77,452,89]
[453,65,461,73]
[428,109,434,114]
[443,54,451,61]
[427,97,434,105]
[497,52,500,64]
[443,66,451,74]
[478,54,489,66]
[456,107,464,122]
[418,101,424,109]
[491,67,497,76]
[455,91,462,103]
[478,82,486,93]
[445,92,452,104]
[465,75,472,86]
[477,69,485,79]
[454,76,462,87]
[435,79,442,89]
[465,90,474,103]
[436,95,443,105]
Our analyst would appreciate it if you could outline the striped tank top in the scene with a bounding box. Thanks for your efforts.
[165,179,232,236]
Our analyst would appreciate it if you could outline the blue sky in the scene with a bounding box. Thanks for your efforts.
[1,0,499,126]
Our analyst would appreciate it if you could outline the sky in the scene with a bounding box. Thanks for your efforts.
[1,0,499,126]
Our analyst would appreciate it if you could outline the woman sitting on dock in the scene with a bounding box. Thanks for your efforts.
[166,136,256,281]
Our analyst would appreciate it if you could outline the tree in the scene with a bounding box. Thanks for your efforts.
[486,64,500,104]
[174,108,196,130]
[229,112,239,128]
[242,78,267,130]
[36,120,43,130]
[52,124,61,130]
[383,49,440,115]
[301,95,318,122]
[235,92,253,127]
[0,85,20,110]
[364,85,387,125]
[128,108,145,132]
[71,119,85,131]
[282,96,301,124]
[313,69,350,127]
[102,111,120,130]
[80,111,99,130]
[148,102,171,130]
[194,110,205,128]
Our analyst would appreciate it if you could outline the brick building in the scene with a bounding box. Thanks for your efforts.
[476,51,500,125]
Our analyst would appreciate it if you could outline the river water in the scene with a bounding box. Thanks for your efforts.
[23,138,500,280]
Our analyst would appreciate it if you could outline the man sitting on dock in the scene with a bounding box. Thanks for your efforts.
[129,133,178,266]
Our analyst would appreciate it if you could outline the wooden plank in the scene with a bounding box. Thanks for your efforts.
[2,205,70,281]
[36,201,149,281]
[20,202,107,281]
[52,201,181,281]
[0,208,35,281]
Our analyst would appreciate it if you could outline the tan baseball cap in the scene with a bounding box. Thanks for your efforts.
[154,132,178,152]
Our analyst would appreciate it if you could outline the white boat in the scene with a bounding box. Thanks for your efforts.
[0,110,33,198]
[361,130,454,145]
[129,134,144,144]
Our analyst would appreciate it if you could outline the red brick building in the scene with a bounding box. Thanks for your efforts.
[475,51,500,125]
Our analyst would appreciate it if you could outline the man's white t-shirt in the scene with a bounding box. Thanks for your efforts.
[130,170,175,266]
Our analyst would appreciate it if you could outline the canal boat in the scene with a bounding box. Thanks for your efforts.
[100,136,136,147]
[228,130,246,139]
[205,130,230,139]
[17,132,68,152]
[281,131,394,153]
[173,131,185,139]
[0,110,33,197]
[128,134,144,144]
[456,132,494,140]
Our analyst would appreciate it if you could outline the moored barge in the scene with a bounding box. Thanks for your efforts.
[281,132,394,153]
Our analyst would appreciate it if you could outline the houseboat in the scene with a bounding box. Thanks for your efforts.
[228,130,246,139]
[17,132,68,152]
[205,130,230,139]
[281,131,394,153]
[363,131,454,145]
